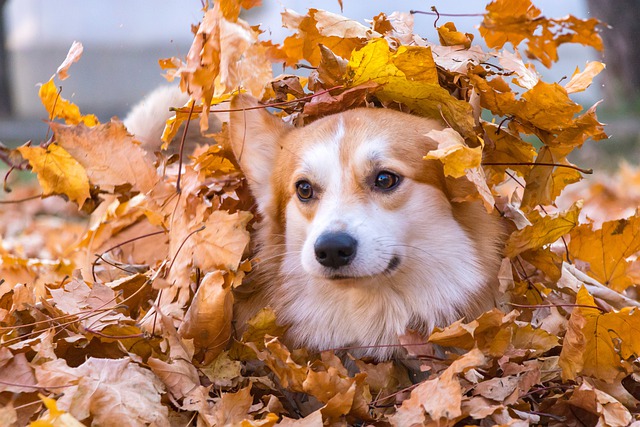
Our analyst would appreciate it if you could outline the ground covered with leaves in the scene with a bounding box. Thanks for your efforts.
[1,0,640,425]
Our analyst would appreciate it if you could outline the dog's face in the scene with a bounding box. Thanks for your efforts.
[230,94,500,358]
[230,94,480,286]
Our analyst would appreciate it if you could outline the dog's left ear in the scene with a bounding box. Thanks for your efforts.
[229,94,291,212]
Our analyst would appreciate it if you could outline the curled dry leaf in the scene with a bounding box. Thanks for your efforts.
[178,270,234,364]
[56,41,84,81]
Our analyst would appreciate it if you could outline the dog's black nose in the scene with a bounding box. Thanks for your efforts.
[314,232,358,269]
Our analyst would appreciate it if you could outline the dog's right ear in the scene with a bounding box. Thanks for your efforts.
[229,94,290,212]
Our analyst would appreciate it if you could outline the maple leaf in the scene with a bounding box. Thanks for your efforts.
[559,287,640,383]
[390,348,487,425]
[278,8,374,67]
[504,202,581,257]
[424,128,495,211]
[17,144,90,207]
[36,357,169,426]
[39,79,98,127]
[521,147,583,208]
[569,215,640,292]
[479,0,603,67]
[52,120,158,194]
[567,382,633,427]
[163,2,272,133]
[347,38,476,139]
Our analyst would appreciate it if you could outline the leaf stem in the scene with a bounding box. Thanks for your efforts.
[482,161,593,174]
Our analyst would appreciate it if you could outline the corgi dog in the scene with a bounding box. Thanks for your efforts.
[230,94,504,361]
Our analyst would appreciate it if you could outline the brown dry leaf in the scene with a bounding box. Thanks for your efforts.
[178,270,234,364]
[210,385,261,426]
[390,348,487,425]
[568,382,632,427]
[38,79,98,126]
[504,202,581,257]
[496,49,539,89]
[17,144,90,207]
[569,215,640,292]
[0,349,37,393]
[56,41,83,81]
[165,2,271,132]
[250,337,308,391]
[148,313,200,402]
[52,120,158,194]
[219,0,262,22]
[168,209,251,290]
[36,357,168,426]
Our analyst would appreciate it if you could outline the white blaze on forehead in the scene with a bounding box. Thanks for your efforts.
[352,137,389,169]
[298,118,344,185]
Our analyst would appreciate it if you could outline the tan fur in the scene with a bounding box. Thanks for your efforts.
[230,94,504,360]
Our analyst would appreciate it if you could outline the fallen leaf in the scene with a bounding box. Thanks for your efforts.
[56,41,83,81]
[18,144,90,207]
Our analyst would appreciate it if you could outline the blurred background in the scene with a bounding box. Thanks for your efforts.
[0,0,637,167]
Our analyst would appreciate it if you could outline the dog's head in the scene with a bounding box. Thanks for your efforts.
[229,95,498,292]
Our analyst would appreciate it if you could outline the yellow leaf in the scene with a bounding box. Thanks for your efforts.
[569,215,640,292]
[30,394,85,427]
[39,79,98,126]
[347,38,476,139]
[504,202,581,257]
[424,129,482,178]
[565,61,606,94]
[18,144,90,207]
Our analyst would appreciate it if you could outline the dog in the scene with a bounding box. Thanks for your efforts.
[229,94,504,361]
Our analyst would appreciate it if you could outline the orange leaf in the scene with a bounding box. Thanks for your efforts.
[569,215,640,292]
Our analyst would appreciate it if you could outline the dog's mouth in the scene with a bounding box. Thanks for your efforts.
[326,255,401,281]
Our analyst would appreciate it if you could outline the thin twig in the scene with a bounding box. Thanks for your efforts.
[176,100,196,194]
[482,162,593,174]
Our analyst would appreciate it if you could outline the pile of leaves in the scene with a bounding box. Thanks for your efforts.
[1,0,639,425]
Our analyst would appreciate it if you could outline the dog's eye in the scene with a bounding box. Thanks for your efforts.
[374,171,400,191]
[295,180,314,201]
